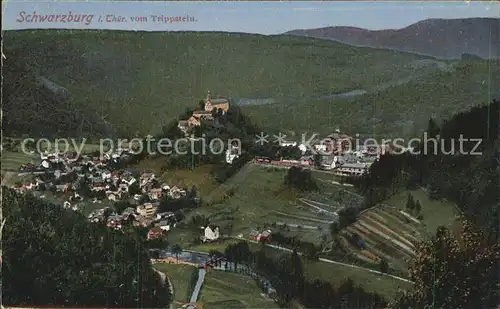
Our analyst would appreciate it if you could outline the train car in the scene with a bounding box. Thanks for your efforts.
[300,160,312,166]
[255,157,271,163]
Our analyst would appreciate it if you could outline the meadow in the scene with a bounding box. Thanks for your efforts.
[4,29,465,137]
[153,263,193,303]
[182,164,361,246]
[1,151,39,171]
[200,270,279,309]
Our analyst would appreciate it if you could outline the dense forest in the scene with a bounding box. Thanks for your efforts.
[351,99,500,309]
[2,189,171,307]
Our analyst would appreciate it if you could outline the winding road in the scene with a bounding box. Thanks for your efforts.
[229,236,414,284]
[187,268,205,309]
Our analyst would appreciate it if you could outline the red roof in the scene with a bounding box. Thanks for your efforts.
[148,227,163,234]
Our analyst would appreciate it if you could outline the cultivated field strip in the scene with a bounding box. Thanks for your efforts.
[273,210,334,224]
[361,214,416,249]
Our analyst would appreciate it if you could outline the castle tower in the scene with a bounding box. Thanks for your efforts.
[205,90,213,111]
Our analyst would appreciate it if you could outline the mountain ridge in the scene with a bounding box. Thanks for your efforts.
[285,18,499,59]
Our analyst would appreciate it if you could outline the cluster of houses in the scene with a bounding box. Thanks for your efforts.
[88,204,178,241]
[10,147,192,240]
[177,90,230,134]
[278,128,385,177]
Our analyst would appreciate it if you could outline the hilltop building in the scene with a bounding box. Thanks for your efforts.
[178,90,230,132]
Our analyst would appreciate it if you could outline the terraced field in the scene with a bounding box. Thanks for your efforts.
[339,187,459,270]
[340,205,422,270]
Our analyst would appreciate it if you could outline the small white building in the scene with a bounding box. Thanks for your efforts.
[280,140,297,147]
[225,148,240,164]
[202,226,220,242]
[298,144,308,154]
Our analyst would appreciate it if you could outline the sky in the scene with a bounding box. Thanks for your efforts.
[2,1,499,34]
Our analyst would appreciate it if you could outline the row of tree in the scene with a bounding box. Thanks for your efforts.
[219,241,387,308]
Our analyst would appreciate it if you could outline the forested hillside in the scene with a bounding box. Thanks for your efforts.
[358,99,499,243]
[2,188,171,307]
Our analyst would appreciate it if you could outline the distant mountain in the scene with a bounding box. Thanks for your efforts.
[285,18,499,59]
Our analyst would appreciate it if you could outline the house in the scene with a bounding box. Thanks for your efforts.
[257,229,272,242]
[279,140,297,147]
[156,212,175,221]
[55,183,69,193]
[106,191,118,201]
[248,230,260,241]
[155,220,171,231]
[149,188,163,200]
[192,110,213,120]
[136,203,156,217]
[168,186,186,199]
[178,120,188,133]
[187,115,201,127]
[201,226,220,242]
[321,156,337,170]
[335,162,369,177]
[147,227,165,240]
[225,148,239,164]
[101,170,112,180]
[326,129,353,153]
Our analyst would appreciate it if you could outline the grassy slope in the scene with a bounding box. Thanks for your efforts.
[381,188,458,234]
[244,61,499,138]
[153,263,193,303]
[201,270,279,309]
[4,30,426,136]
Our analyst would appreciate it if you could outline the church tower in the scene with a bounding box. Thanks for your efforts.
[205,90,213,111]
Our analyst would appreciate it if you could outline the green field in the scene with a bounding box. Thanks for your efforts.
[382,188,458,233]
[305,260,411,300]
[201,270,279,309]
[6,30,495,137]
[153,263,193,303]
[1,151,39,171]
[185,164,354,245]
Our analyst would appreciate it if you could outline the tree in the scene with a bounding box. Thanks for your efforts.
[284,166,318,191]
[114,200,133,214]
[337,207,359,229]
[171,244,182,263]
[414,200,421,214]
[405,193,415,211]
[389,219,500,309]
[330,221,340,236]
[313,153,322,169]
[128,182,141,195]
[379,258,389,274]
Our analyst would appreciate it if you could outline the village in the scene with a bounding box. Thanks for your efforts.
[8,145,198,241]
[6,90,398,247]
